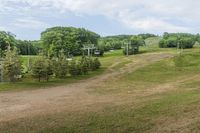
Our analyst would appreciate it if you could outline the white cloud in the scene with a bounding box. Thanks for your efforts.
[122,18,190,32]
[0,26,6,31]
[0,0,200,33]
[12,17,50,29]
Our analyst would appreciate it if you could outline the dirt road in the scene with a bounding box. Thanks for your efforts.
[0,53,174,122]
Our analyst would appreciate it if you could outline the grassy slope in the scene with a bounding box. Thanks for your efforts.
[2,42,200,132]
[38,48,200,132]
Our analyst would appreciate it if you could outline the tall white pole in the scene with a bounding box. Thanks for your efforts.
[88,47,90,56]
[126,43,129,56]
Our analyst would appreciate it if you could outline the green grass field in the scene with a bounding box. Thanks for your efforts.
[1,41,200,133]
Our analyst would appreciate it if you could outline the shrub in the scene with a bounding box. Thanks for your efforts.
[93,58,101,70]
[32,57,53,82]
[69,59,79,76]
[53,57,68,78]
[159,33,196,49]
[3,49,22,82]
[80,57,89,74]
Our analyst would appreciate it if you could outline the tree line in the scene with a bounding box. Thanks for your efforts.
[159,32,200,49]
[32,55,101,82]
[2,48,101,82]
[0,31,41,56]
[41,26,100,57]
[0,27,158,57]
[97,34,156,53]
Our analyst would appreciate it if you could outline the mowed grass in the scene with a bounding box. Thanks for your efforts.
[2,49,200,132]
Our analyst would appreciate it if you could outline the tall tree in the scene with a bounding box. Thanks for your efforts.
[41,26,100,57]
[0,31,16,57]
[3,48,22,82]
[32,57,53,82]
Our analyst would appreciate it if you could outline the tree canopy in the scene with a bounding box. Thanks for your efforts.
[0,31,16,57]
[41,26,100,57]
[159,32,197,49]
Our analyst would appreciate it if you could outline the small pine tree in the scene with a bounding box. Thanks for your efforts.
[53,57,68,78]
[32,57,53,82]
[80,56,89,75]
[94,58,101,69]
[45,59,53,81]
[3,49,22,82]
[89,57,96,71]
[76,61,82,75]
[69,59,78,76]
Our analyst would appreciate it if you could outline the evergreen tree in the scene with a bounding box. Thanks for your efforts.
[94,58,101,70]
[53,52,68,78]
[45,59,53,81]
[88,57,95,70]
[32,57,53,82]
[3,49,22,82]
[69,59,78,76]
[80,56,89,75]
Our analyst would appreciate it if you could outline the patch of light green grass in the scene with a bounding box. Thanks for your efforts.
[123,51,200,84]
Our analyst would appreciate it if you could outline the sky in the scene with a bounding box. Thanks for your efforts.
[0,0,200,40]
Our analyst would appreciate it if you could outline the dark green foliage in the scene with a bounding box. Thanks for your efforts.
[93,58,101,70]
[138,33,157,39]
[98,37,124,52]
[88,57,96,71]
[76,62,83,75]
[16,40,41,55]
[45,59,53,81]
[53,60,68,78]
[69,59,79,76]
[68,57,101,76]
[179,37,196,49]
[32,57,53,82]
[159,32,196,49]
[98,34,154,53]
[31,55,101,81]
[3,49,22,82]
[41,26,100,57]
[52,53,69,78]
[0,30,41,56]
[0,31,16,57]
[80,56,89,74]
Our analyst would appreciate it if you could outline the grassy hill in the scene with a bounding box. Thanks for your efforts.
[1,42,200,133]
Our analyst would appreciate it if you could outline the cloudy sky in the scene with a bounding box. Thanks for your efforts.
[0,0,200,40]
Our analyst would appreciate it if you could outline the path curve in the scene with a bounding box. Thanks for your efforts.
[0,53,174,122]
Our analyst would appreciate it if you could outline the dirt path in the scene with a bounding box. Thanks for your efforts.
[0,53,174,122]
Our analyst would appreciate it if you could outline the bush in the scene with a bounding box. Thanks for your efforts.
[3,49,22,82]
[159,33,196,49]
[69,59,79,76]
[80,57,89,74]
[69,57,101,76]
[32,57,53,82]
[93,58,101,70]
[53,58,68,78]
